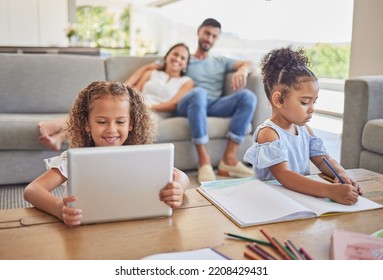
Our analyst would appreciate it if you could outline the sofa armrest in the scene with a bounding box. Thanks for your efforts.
[246,73,271,131]
[341,76,383,168]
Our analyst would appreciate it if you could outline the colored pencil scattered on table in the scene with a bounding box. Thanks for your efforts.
[285,240,304,260]
[244,250,264,260]
[246,243,276,260]
[224,232,272,246]
[299,246,314,260]
[226,229,315,260]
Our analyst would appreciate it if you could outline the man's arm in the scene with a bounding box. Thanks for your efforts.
[123,62,160,87]
[231,60,254,91]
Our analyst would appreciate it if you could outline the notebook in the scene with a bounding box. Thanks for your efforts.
[197,176,383,227]
[331,229,383,260]
[67,143,174,224]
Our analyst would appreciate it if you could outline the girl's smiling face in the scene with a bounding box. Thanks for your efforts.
[85,95,132,147]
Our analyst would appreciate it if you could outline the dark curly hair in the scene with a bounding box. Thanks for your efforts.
[66,80,157,148]
[260,46,317,102]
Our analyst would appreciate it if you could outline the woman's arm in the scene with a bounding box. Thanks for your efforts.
[151,80,194,112]
[134,69,152,92]
[123,63,160,87]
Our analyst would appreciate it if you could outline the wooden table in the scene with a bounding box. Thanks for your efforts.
[0,169,382,260]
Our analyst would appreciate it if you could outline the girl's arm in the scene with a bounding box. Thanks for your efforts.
[159,168,190,209]
[311,155,362,194]
[23,169,83,226]
[269,162,359,205]
[257,126,359,205]
[151,80,194,112]
[304,124,362,194]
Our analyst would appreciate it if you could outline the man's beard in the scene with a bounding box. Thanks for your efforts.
[198,40,212,52]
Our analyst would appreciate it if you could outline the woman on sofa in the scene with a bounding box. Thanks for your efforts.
[38,43,194,151]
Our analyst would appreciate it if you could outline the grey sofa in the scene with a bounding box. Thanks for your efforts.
[340,76,383,173]
[0,53,271,185]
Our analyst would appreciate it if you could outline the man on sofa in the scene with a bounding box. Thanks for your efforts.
[127,18,257,183]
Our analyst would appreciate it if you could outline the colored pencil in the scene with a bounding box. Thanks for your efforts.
[300,247,314,260]
[224,232,272,246]
[244,250,264,260]
[322,157,344,183]
[247,243,277,260]
[285,240,303,260]
[272,237,296,260]
[259,228,291,260]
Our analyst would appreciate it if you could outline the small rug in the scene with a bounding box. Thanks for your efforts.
[0,184,65,210]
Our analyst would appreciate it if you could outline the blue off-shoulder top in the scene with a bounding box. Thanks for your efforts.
[244,119,328,181]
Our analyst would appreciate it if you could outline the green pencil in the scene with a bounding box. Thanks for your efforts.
[224,232,272,247]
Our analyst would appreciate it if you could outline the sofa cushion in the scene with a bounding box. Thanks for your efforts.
[362,119,383,154]
[0,113,68,150]
[0,54,106,114]
[156,116,251,143]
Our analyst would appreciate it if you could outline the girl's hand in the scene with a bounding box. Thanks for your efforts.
[62,196,83,226]
[326,184,359,205]
[334,173,363,195]
[159,182,184,209]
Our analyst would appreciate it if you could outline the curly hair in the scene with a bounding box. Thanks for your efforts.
[66,80,157,148]
[260,46,317,102]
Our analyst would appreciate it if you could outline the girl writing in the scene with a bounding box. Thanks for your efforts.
[244,46,362,205]
[24,81,189,226]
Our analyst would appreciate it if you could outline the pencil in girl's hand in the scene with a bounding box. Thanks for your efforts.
[322,157,344,184]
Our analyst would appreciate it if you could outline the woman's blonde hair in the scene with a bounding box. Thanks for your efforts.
[66,80,157,148]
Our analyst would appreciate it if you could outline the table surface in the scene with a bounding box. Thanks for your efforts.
[1,168,382,260]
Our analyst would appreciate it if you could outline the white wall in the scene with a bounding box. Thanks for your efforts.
[349,0,383,77]
[0,0,69,46]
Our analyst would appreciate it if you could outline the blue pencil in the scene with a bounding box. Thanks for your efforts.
[322,157,344,184]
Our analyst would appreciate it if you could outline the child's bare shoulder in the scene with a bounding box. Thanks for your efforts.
[257,126,279,144]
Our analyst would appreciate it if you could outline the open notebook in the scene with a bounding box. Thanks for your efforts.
[197,176,383,227]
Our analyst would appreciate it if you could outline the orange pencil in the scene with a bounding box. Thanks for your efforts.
[244,250,264,260]
[259,228,291,260]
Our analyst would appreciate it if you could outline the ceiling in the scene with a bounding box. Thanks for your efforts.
[76,0,181,7]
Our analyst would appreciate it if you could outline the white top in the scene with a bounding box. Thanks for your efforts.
[44,151,68,190]
[44,151,68,178]
[142,70,191,119]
